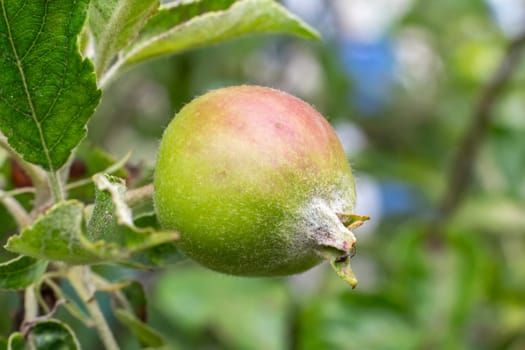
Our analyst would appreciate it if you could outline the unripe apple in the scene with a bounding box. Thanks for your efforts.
[154,86,367,287]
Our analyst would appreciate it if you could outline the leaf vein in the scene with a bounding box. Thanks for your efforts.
[19,0,47,62]
[1,0,55,171]
[41,0,78,149]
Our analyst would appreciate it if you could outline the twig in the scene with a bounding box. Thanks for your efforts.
[23,286,38,350]
[125,183,154,208]
[40,277,94,327]
[22,300,67,333]
[47,171,65,203]
[24,286,38,321]
[0,132,47,189]
[64,151,132,191]
[90,274,133,313]
[0,190,31,227]
[437,32,525,222]
[0,132,54,213]
[68,266,120,350]
[0,187,36,198]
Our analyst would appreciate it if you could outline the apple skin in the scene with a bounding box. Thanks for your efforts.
[154,85,357,278]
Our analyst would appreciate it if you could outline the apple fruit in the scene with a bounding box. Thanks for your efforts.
[154,86,367,287]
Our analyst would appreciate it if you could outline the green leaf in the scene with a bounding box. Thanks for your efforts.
[4,202,177,265]
[298,293,420,350]
[89,0,160,77]
[88,174,180,268]
[0,255,47,290]
[87,174,177,249]
[453,196,525,234]
[5,175,177,265]
[446,231,488,338]
[2,200,170,264]
[76,145,129,179]
[138,0,237,41]
[67,146,130,202]
[154,266,290,350]
[0,0,101,171]
[5,201,104,264]
[126,240,184,269]
[115,309,165,347]
[122,0,319,67]
[7,332,24,350]
[31,319,80,350]
[87,174,137,243]
[132,212,186,269]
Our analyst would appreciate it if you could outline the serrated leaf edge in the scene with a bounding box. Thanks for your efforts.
[0,255,47,291]
[30,319,81,350]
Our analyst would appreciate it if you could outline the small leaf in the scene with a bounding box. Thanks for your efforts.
[89,0,160,76]
[0,255,47,290]
[7,332,24,350]
[88,174,180,268]
[87,174,134,241]
[5,198,176,265]
[67,146,130,201]
[114,309,165,347]
[31,319,80,350]
[5,175,177,264]
[5,201,104,264]
[88,174,178,247]
[126,241,184,269]
[81,146,129,179]
[0,0,101,171]
[122,0,319,67]
[133,211,186,269]
[138,0,237,41]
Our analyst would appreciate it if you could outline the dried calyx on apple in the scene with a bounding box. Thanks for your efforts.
[154,85,368,288]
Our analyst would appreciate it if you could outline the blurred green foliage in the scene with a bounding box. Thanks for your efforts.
[2,0,525,349]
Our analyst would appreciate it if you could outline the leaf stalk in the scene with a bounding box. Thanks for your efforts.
[48,171,65,203]
[69,266,120,350]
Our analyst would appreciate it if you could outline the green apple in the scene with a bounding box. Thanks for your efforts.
[154,86,367,287]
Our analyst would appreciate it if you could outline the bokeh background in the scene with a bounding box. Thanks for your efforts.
[2,0,525,349]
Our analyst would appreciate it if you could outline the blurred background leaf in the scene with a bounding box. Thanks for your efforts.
[150,266,290,350]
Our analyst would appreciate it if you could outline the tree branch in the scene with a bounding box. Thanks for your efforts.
[437,32,525,222]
